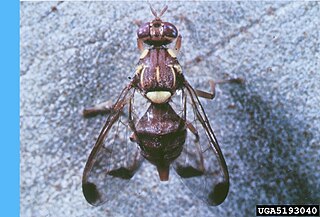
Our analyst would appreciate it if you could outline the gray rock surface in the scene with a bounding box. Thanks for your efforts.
[20,1,319,217]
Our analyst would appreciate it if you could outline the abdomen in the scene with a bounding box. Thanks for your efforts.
[134,103,186,167]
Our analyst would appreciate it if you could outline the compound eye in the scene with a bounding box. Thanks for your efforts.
[137,22,150,39]
[163,22,178,39]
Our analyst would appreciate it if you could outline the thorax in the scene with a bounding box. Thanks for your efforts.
[134,47,183,104]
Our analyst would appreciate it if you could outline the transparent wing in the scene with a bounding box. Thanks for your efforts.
[172,81,229,206]
[82,85,144,206]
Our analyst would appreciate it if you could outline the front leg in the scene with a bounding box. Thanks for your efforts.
[137,38,144,52]
[174,35,182,54]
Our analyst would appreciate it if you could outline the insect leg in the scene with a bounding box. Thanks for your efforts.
[193,137,205,173]
[83,100,115,117]
[195,79,216,99]
[83,82,137,118]
[174,35,182,54]
[127,93,142,145]
[195,77,245,99]
[185,121,199,142]
[185,109,205,172]
[215,77,245,85]
[133,19,143,27]
[137,38,144,52]
[125,94,143,174]
[174,120,205,178]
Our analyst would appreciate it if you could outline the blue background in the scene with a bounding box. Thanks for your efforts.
[0,0,19,216]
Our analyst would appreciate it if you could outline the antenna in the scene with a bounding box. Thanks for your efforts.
[149,4,158,17]
[159,5,168,17]
[149,4,168,18]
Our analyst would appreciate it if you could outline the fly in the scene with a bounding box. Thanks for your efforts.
[82,5,242,206]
